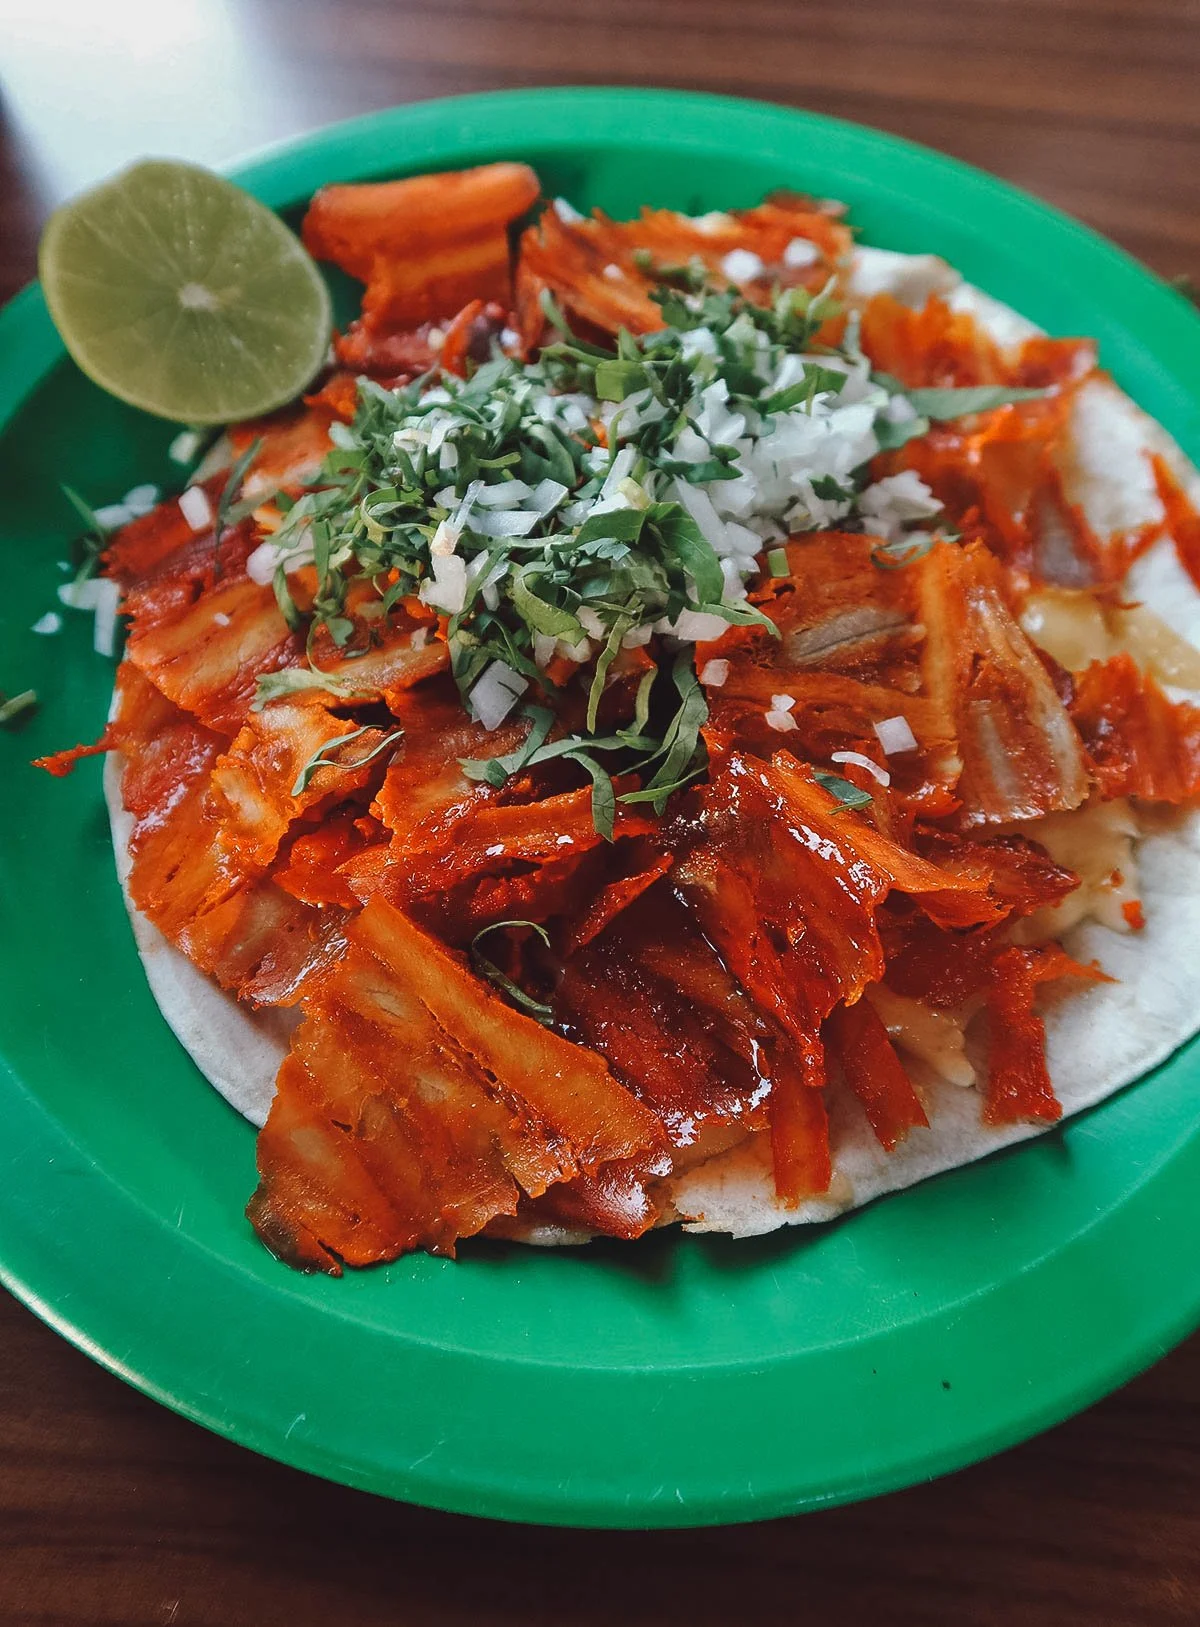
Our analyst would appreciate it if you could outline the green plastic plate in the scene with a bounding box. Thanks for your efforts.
[2,89,1200,1529]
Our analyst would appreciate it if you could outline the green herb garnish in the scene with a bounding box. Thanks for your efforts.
[253,665,372,711]
[904,384,1048,419]
[469,919,554,1023]
[870,533,938,570]
[0,689,38,726]
[212,436,261,579]
[250,265,980,833]
[60,484,108,585]
[290,724,404,796]
[814,769,874,811]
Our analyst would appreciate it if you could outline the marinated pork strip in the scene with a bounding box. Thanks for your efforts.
[765,754,1001,930]
[825,998,928,1152]
[743,531,920,675]
[1069,653,1200,803]
[114,513,445,736]
[767,1044,833,1203]
[696,532,958,813]
[352,898,666,1169]
[371,683,531,847]
[94,664,346,1006]
[509,1156,669,1241]
[709,669,958,817]
[302,162,540,373]
[124,568,301,737]
[249,894,668,1269]
[913,829,1081,920]
[915,540,1089,825]
[982,944,1110,1125]
[394,788,655,940]
[515,195,849,346]
[1153,453,1200,593]
[208,699,402,874]
[554,888,776,1146]
[560,845,675,956]
[859,291,1094,392]
[250,988,578,1270]
[103,472,246,595]
[675,746,1001,1042]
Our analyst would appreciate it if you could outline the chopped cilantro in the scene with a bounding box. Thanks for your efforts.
[290,724,404,796]
[0,689,38,726]
[250,263,969,832]
[814,769,874,811]
[469,919,554,1023]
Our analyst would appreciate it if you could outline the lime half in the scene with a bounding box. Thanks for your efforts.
[39,160,332,425]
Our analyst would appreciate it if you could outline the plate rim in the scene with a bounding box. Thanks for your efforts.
[3,85,1200,1528]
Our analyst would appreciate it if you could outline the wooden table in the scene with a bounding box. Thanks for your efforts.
[3,2,1199,1621]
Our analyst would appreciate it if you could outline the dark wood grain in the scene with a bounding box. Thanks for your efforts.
[2,1291,1199,1627]
[4,1,1200,1621]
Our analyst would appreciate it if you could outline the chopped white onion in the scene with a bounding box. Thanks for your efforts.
[782,237,820,269]
[471,508,542,538]
[857,471,942,540]
[769,693,796,713]
[532,632,558,668]
[883,394,919,425]
[58,578,110,611]
[90,577,121,657]
[247,538,315,586]
[603,262,623,281]
[721,248,764,284]
[673,478,730,558]
[469,660,528,730]
[429,520,460,557]
[466,551,508,613]
[213,611,232,628]
[122,483,159,515]
[450,479,484,533]
[592,446,636,510]
[660,609,729,643]
[419,553,468,614]
[177,485,213,532]
[527,478,569,515]
[699,659,729,687]
[168,430,203,465]
[553,196,583,224]
[873,714,919,755]
[680,327,719,360]
[474,480,534,509]
[765,708,799,733]
[93,503,134,531]
[831,750,891,786]
[557,636,592,663]
[245,542,278,585]
[410,627,429,650]
[31,611,62,635]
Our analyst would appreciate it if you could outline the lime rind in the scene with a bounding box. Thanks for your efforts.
[39,159,332,425]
